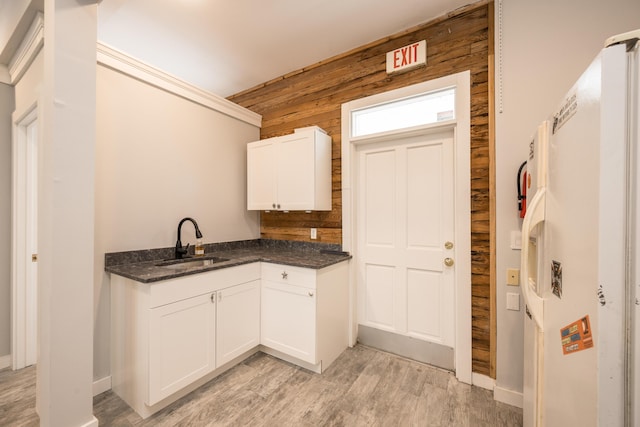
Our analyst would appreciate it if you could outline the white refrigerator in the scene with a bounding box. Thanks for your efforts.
[521,30,640,426]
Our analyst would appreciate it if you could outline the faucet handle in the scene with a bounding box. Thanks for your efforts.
[176,242,190,258]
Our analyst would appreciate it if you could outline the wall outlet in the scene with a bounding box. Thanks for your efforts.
[506,268,520,286]
[310,228,317,239]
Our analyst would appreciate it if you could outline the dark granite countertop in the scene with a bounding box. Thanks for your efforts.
[105,239,351,283]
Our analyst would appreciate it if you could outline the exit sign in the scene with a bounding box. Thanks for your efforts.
[386,40,427,74]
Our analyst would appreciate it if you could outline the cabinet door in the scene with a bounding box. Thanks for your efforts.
[247,139,278,210]
[261,280,316,363]
[216,280,260,366]
[276,134,316,210]
[148,292,216,405]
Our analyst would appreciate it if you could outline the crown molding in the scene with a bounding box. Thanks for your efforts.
[0,65,10,84]
[3,18,262,128]
[8,12,44,85]
[96,42,262,128]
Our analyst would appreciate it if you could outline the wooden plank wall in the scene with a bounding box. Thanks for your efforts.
[229,1,494,377]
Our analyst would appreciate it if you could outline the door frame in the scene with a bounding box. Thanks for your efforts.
[11,103,40,370]
[341,71,471,383]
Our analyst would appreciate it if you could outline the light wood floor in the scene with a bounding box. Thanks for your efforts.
[1,345,522,426]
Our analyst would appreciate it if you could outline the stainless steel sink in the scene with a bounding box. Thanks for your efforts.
[156,257,229,270]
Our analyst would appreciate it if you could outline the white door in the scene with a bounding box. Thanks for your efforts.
[356,130,455,350]
[12,112,38,370]
[24,118,38,367]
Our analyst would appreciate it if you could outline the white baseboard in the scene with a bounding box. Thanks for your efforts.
[80,416,99,427]
[471,372,523,409]
[93,376,112,396]
[0,354,11,369]
[494,385,523,408]
[472,372,495,390]
[1,360,109,399]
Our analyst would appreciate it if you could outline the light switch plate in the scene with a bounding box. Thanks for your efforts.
[510,230,522,250]
[507,293,520,311]
[310,228,317,239]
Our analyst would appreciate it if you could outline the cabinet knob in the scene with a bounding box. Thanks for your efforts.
[218,293,222,302]
[277,204,281,209]
[444,257,454,267]
[281,271,288,279]
[308,291,314,297]
[210,292,216,303]
[272,203,276,208]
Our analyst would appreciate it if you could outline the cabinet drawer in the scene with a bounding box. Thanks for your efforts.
[261,263,316,288]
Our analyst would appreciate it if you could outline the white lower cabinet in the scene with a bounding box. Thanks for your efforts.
[148,292,216,405]
[216,280,261,366]
[260,261,349,372]
[262,280,317,363]
[110,259,348,419]
[111,263,260,419]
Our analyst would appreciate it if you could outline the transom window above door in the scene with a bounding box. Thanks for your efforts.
[350,87,456,137]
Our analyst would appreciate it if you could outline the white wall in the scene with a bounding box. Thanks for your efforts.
[495,0,640,398]
[37,1,97,423]
[3,44,259,380]
[0,82,14,361]
[93,64,260,379]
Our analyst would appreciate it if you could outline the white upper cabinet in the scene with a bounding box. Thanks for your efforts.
[246,138,278,210]
[247,126,332,211]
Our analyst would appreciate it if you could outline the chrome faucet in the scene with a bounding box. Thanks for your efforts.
[175,217,203,259]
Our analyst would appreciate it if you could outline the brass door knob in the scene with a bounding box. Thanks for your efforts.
[444,257,454,267]
[444,241,453,250]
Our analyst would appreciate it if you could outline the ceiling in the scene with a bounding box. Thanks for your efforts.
[97,0,477,98]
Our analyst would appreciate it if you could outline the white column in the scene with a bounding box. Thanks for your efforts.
[37,0,98,426]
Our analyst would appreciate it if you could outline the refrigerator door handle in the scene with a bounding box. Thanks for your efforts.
[521,187,546,330]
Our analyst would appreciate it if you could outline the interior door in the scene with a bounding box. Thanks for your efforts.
[356,130,455,353]
[12,112,38,370]
[25,118,38,367]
